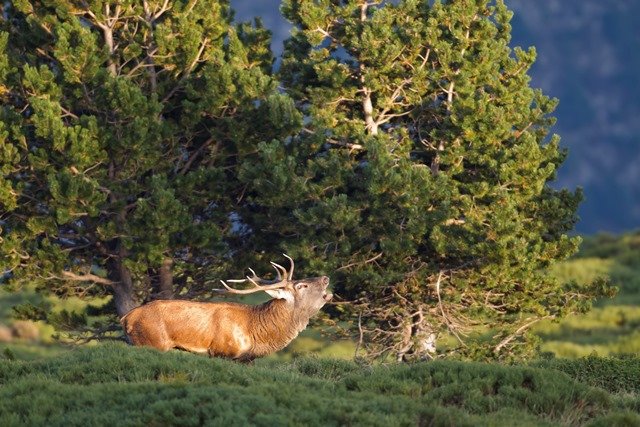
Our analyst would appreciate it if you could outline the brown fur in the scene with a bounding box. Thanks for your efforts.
[121,276,331,361]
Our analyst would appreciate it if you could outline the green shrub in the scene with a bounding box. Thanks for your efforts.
[0,344,625,426]
[587,411,640,427]
[540,231,640,358]
[534,355,640,394]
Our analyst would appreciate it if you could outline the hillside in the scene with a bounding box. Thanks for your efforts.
[1,344,639,426]
[536,232,640,358]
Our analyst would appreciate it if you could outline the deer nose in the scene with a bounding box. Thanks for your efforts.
[321,276,330,286]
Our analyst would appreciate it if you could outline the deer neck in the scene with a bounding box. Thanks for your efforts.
[249,299,308,355]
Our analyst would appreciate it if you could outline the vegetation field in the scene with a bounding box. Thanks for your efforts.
[535,232,640,358]
[0,0,637,423]
[0,343,639,427]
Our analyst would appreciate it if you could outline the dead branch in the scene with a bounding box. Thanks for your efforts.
[354,311,364,358]
[493,316,554,354]
[61,271,117,286]
[434,272,466,346]
[162,37,209,103]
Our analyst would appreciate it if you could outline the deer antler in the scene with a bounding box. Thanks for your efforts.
[217,254,295,295]
[283,253,294,280]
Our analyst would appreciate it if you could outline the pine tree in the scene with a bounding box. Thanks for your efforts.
[241,0,614,360]
[0,0,301,334]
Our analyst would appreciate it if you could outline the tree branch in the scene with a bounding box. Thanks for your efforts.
[434,272,466,346]
[61,271,118,286]
[179,137,215,175]
[337,252,383,271]
[162,37,209,103]
[493,316,554,354]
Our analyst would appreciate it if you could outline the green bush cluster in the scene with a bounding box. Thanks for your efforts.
[578,232,640,262]
[534,356,640,394]
[0,344,637,426]
[577,232,640,301]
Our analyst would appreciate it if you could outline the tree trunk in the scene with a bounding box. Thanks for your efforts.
[152,258,174,300]
[414,323,437,358]
[111,258,138,317]
[396,309,437,361]
[396,322,414,362]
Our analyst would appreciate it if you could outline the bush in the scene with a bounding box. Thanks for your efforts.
[0,344,625,426]
[534,355,640,394]
[587,411,640,427]
[539,231,640,358]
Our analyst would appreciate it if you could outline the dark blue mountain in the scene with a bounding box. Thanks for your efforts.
[231,0,640,234]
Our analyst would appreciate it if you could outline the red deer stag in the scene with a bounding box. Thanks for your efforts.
[120,255,332,361]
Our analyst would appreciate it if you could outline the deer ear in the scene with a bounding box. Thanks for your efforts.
[265,288,294,303]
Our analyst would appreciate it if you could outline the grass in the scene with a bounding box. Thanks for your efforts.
[532,232,640,358]
[1,343,638,426]
[276,335,356,360]
[533,355,640,394]
[535,305,640,357]
[0,341,71,361]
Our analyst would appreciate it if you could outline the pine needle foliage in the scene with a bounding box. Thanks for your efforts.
[0,1,615,360]
[238,0,615,361]
[0,0,302,329]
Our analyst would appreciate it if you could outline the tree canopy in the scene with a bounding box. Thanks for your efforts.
[0,0,301,325]
[0,0,613,360]
[243,0,612,360]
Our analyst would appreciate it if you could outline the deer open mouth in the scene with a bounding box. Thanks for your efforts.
[323,292,333,302]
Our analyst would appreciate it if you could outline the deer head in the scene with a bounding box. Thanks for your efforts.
[219,254,332,319]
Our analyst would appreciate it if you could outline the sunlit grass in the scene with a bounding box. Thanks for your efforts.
[535,236,640,358]
[0,342,71,361]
